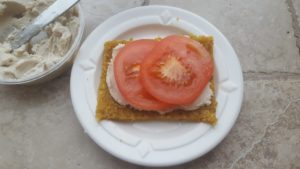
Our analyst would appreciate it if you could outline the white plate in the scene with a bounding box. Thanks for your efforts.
[70,5,243,167]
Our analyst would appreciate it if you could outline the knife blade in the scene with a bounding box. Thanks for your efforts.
[10,0,80,49]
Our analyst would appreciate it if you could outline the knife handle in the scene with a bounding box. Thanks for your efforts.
[34,0,80,27]
[11,0,80,49]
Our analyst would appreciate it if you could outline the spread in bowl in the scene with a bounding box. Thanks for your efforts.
[0,0,83,84]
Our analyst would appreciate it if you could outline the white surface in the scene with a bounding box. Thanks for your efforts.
[70,5,243,167]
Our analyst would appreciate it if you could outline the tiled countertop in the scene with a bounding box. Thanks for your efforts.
[1,0,300,168]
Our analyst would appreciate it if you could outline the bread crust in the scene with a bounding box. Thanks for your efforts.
[96,36,217,125]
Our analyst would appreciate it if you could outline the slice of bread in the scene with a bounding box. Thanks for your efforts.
[96,36,217,125]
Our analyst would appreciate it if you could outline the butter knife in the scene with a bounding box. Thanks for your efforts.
[10,0,80,49]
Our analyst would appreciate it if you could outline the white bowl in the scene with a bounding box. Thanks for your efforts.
[71,5,243,167]
[0,4,85,85]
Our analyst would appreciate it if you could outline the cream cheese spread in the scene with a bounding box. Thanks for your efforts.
[106,44,128,106]
[0,0,79,80]
[106,44,213,113]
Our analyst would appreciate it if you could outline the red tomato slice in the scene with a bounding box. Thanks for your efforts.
[114,39,173,111]
[140,35,214,105]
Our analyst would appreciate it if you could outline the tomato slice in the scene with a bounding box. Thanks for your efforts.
[140,35,214,105]
[114,39,173,111]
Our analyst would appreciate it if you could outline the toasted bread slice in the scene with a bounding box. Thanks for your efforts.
[96,36,217,125]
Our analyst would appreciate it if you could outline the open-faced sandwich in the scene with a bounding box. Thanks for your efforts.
[96,35,217,125]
